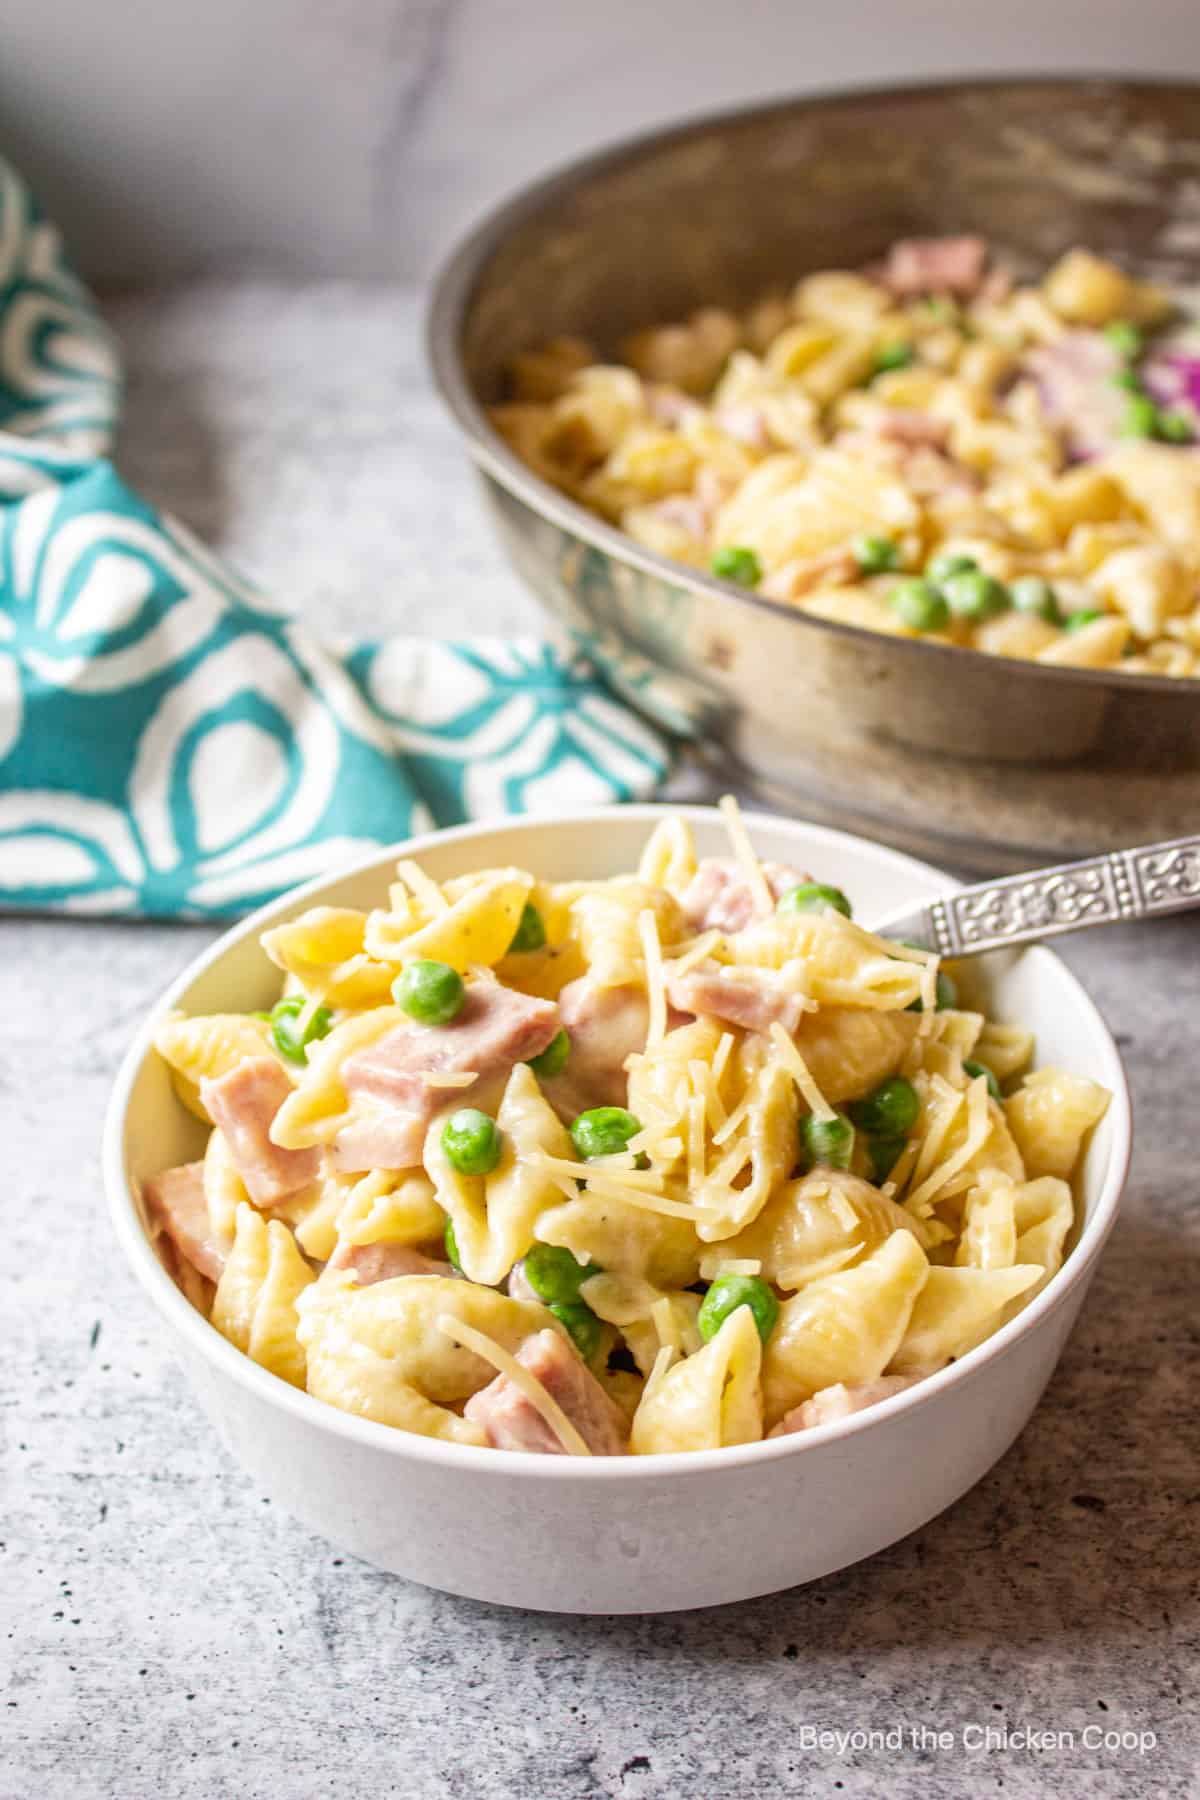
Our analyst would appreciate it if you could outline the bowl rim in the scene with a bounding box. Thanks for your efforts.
[104,803,1133,1481]
[427,72,1200,703]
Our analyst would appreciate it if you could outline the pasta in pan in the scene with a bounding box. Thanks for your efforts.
[492,237,1200,677]
[145,805,1109,1457]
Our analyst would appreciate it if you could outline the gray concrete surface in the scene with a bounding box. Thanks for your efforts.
[3,282,1197,1799]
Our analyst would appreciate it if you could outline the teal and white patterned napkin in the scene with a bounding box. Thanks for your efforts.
[0,157,668,918]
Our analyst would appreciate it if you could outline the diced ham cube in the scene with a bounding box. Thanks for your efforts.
[768,1375,920,1437]
[544,978,650,1113]
[666,960,807,1036]
[200,1057,321,1208]
[342,985,559,1110]
[464,1328,629,1456]
[506,1261,539,1303]
[327,1241,449,1284]
[879,235,988,299]
[645,384,699,428]
[333,983,560,1174]
[644,492,712,541]
[331,1109,428,1175]
[714,402,772,450]
[872,408,950,450]
[1024,331,1125,461]
[143,1160,229,1283]
[679,858,807,935]
[980,265,1015,304]
[760,547,858,602]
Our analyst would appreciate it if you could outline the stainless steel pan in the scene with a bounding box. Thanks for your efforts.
[428,78,1200,871]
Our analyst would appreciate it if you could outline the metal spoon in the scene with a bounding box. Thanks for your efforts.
[873,834,1200,958]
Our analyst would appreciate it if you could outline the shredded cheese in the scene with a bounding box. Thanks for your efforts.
[716,1258,763,1277]
[776,1246,860,1286]
[651,1295,683,1355]
[880,1134,921,1200]
[711,1031,735,1085]
[638,907,668,1051]
[421,1071,479,1089]
[908,1075,959,1193]
[532,1152,658,1195]
[641,1342,678,1405]
[526,1151,703,1220]
[296,991,326,1037]
[718,794,774,918]
[907,1074,991,1214]
[531,1150,663,1189]
[395,858,450,915]
[768,1023,837,1122]
[579,1175,704,1221]
[434,1314,591,1457]
[689,1058,726,1134]
[627,1117,686,1157]
[686,1092,707,1191]
[711,1087,754,1148]
[827,1182,860,1233]
[665,930,723,979]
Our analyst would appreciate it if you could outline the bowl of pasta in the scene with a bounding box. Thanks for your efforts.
[428,77,1200,871]
[105,803,1130,1612]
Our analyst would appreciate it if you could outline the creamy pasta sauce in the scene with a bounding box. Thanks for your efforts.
[492,240,1200,678]
[147,808,1109,1456]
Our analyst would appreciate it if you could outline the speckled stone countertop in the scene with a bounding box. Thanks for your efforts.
[5,283,1198,1800]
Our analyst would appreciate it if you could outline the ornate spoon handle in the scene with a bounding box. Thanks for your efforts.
[875,836,1200,959]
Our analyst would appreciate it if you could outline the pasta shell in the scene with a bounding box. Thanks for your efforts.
[630,1305,763,1454]
[889,1263,1042,1373]
[763,1230,929,1426]
[210,1204,315,1388]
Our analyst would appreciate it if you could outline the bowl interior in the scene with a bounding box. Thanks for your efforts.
[115,808,1125,1319]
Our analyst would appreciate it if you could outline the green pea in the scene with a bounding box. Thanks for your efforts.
[934,969,958,1011]
[868,1135,907,1183]
[1104,320,1144,360]
[570,1106,642,1161]
[711,544,762,586]
[1064,608,1105,633]
[1158,411,1193,444]
[526,1028,570,1079]
[854,533,902,575]
[890,577,950,633]
[963,1058,1002,1102]
[268,995,333,1065]
[508,902,547,953]
[941,569,1011,622]
[872,341,915,376]
[523,1242,597,1306]
[1010,576,1062,624]
[549,1299,603,1361]
[925,550,978,584]
[799,1111,855,1172]
[444,1217,462,1272]
[848,1075,920,1138]
[777,882,853,920]
[1110,367,1141,392]
[441,1108,502,1176]
[393,958,465,1026]
[697,1274,780,1346]
[1121,393,1160,439]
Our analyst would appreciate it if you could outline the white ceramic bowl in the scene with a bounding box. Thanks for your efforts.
[104,807,1131,1613]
